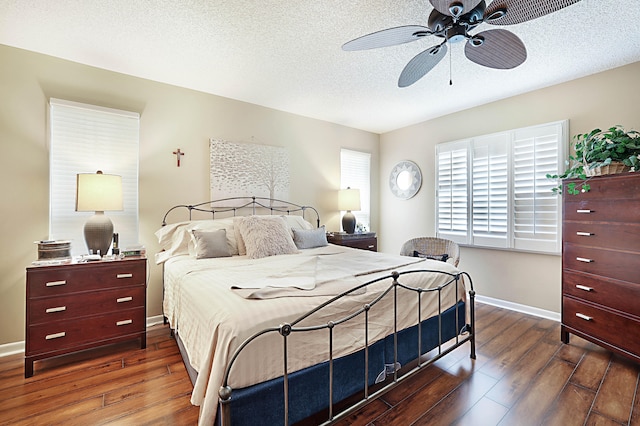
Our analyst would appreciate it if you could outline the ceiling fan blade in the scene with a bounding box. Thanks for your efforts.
[342,25,433,51]
[430,0,482,17]
[398,44,448,87]
[485,0,582,25]
[464,29,526,69]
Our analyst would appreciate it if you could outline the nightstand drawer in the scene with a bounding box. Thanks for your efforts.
[27,260,146,298]
[326,233,377,252]
[27,307,146,354]
[28,286,146,325]
[563,270,640,318]
[562,297,640,356]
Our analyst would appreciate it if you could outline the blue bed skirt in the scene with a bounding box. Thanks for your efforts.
[216,300,466,425]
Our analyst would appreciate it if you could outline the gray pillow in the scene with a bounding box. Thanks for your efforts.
[191,229,232,259]
[293,226,328,249]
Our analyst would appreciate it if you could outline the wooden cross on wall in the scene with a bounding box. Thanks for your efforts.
[173,149,185,167]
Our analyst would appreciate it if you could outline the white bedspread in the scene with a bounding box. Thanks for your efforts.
[163,245,465,426]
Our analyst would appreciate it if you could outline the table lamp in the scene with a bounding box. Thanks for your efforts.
[338,187,360,234]
[76,171,123,256]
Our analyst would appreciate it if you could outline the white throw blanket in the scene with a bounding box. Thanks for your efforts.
[231,247,424,298]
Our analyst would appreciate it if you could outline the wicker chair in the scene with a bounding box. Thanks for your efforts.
[399,237,460,267]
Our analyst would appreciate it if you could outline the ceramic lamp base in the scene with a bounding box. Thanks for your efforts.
[84,211,113,256]
[342,211,356,234]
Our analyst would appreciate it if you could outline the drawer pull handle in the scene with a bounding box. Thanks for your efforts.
[116,273,133,279]
[117,296,133,303]
[367,245,374,248]
[575,285,593,292]
[576,209,592,214]
[45,332,66,340]
[116,319,133,326]
[45,280,67,287]
[576,232,593,236]
[576,257,593,263]
[575,313,592,321]
[46,306,67,313]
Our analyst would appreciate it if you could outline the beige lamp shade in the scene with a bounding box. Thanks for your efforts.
[76,171,123,212]
[338,187,361,212]
[76,171,123,256]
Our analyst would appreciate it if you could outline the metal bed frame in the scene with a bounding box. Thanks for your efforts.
[159,197,475,425]
[218,270,476,425]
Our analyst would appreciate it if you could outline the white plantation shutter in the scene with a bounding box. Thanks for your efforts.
[436,141,468,244]
[49,99,140,256]
[513,123,565,253]
[471,134,509,248]
[436,120,566,254]
[340,149,371,230]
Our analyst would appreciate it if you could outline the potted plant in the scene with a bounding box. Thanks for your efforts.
[547,125,640,194]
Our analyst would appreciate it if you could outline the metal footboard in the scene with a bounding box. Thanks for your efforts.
[218,269,476,426]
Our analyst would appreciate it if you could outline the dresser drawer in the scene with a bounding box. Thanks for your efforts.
[28,286,146,325]
[27,307,145,354]
[27,259,146,298]
[563,270,640,318]
[564,199,640,224]
[563,222,640,252]
[563,243,638,284]
[563,296,640,357]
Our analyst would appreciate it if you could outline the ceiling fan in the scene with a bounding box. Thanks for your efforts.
[342,0,582,87]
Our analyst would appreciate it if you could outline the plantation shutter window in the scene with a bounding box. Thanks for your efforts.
[49,98,140,257]
[436,141,468,244]
[435,120,566,254]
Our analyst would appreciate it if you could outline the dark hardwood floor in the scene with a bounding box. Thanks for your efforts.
[1,303,639,425]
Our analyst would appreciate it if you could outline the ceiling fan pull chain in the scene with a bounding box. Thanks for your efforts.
[449,43,453,86]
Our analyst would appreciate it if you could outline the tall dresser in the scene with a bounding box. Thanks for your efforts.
[561,173,640,363]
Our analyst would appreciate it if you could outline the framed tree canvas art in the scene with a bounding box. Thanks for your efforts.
[210,139,290,204]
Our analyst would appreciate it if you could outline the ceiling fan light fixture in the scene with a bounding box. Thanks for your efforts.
[447,26,467,43]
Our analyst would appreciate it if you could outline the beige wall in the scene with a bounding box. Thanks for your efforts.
[379,61,640,314]
[0,44,379,346]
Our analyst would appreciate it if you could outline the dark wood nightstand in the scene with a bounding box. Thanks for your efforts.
[327,232,377,252]
[25,257,147,377]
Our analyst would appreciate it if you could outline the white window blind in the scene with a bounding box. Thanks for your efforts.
[436,141,468,244]
[471,134,509,248]
[49,98,140,256]
[436,120,566,254]
[340,149,371,231]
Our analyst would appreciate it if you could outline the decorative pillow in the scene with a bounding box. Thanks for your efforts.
[233,217,247,256]
[191,229,232,259]
[236,216,298,259]
[413,251,449,262]
[281,215,314,235]
[293,225,328,249]
[154,218,238,264]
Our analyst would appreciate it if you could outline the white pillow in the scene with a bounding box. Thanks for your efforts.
[191,229,232,259]
[154,217,239,263]
[236,216,299,259]
[293,225,328,249]
[281,215,314,234]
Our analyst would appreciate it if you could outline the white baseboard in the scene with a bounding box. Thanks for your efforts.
[476,295,560,322]
[0,315,168,359]
[0,303,558,359]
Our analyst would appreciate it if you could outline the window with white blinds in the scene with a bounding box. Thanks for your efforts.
[49,99,140,256]
[340,149,371,231]
[435,120,567,254]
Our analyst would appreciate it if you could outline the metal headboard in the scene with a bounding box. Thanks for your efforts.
[161,196,321,228]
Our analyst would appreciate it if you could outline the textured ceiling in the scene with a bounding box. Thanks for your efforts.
[1,1,639,134]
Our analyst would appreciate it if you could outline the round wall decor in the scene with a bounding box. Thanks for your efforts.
[389,160,422,199]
